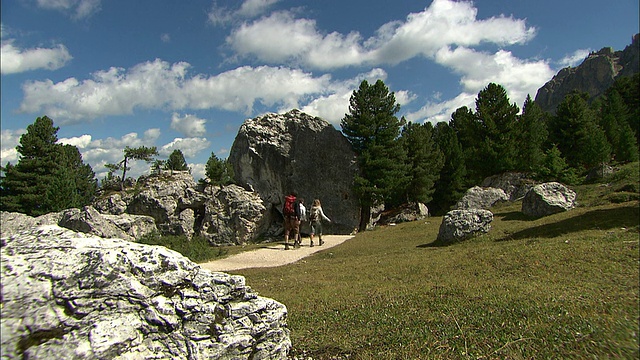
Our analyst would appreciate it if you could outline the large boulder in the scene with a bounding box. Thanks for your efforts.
[481,172,537,201]
[436,209,493,244]
[228,109,360,235]
[456,186,509,210]
[521,182,577,217]
[1,225,291,359]
[201,185,269,245]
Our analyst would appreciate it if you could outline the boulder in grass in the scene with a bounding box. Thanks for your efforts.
[521,182,577,218]
[436,209,493,244]
[456,186,509,210]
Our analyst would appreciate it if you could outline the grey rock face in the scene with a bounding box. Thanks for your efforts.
[456,186,509,210]
[436,209,493,244]
[201,185,268,245]
[58,205,157,241]
[1,225,291,359]
[228,109,360,235]
[521,182,577,218]
[481,172,537,201]
[535,34,639,114]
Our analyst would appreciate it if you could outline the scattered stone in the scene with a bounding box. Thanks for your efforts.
[436,209,493,244]
[456,186,509,210]
[378,202,429,225]
[521,182,577,217]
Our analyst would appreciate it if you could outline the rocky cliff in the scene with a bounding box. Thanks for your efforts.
[228,109,360,235]
[535,34,639,114]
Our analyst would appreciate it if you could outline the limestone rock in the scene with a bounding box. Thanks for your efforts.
[481,172,537,201]
[436,209,493,244]
[456,186,509,210]
[535,34,639,114]
[0,211,61,237]
[228,109,360,235]
[1,225,291,359]
[521,182,577,218]
[58,206,157,241]
[378,202,429,225]
[201,184,268,245]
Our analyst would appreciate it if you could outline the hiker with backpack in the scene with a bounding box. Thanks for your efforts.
[297,198,307,247]
[309,198,331,247]
[282,192,301,250]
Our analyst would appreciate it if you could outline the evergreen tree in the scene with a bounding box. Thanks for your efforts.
[516,95,549,172]
[106,145,158,189]
[341,79,408,231]
[473,83,520,177]
[538,145,579,185]
[165,149,190,172]
[449,106,480,186]
[0,116,96,215]
[431,122,467,215]
[205,152,234,186]
[599,90,638,163]
[396,121,443,206]
[550,92,611,170]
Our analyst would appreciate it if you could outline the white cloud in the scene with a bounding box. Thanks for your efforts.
[434,46,554,107]
[1,129,26,166]
[160,33,171,43]
[558,49,590,68]
[405,92,476,125]
[226,0,536,70]
[36,0,102,19]
[1,40,73,74]
[58,134,92,148]
[18,59,334,124]
[171,113,207,137]
[208,0,281,26]
[159,137,211,158]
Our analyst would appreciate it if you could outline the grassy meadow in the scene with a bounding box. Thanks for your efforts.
[220,163,639,359]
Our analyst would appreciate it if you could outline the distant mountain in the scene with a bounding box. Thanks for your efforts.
[535,34,639,114]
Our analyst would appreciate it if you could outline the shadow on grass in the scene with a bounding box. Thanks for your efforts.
[496,205,639,242]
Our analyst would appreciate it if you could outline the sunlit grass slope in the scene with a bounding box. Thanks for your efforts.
[235,163,639,359]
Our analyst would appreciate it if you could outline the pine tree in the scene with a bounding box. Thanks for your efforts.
[0,116,96,215]
[397,121,443,206]
[431,122,467,215]
[599,90,638,163]
[449,106,480,186]
[474,83,520,177]
[106,146,158,189]
[516,95,549,172]
[341,79,408,231]
[205,152,234,186]
[165,149,190,172]
[550,92,611,170]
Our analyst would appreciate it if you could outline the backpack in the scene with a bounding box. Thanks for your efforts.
[283,195,296,217]
[309,207,320,223]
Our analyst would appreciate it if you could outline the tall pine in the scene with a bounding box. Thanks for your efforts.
[341,79,408,231]
[516,95,548,172]
[0,116,96,215]
[432,121,467,215]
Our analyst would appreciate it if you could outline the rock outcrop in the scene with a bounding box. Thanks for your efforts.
[377,202,429,225]
[455,186,509,210]
[1,225,291,359]
[228,109,360,235]
[535,34,639,114]
[521,182,577,218]
[436,209,493,244]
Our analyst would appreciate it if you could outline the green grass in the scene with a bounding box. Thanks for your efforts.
[223,163,639,359]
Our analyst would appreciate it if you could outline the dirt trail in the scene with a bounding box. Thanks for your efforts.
[199,235,354,273]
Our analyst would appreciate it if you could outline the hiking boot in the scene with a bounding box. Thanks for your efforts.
[319,239,324,246]
[310,241,314,247]
[285,244,290,250]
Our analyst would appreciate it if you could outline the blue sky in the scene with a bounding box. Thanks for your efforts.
[2,0,638,181]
